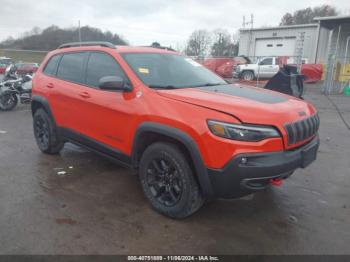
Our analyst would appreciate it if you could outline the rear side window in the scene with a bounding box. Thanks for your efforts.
[86,52,129,88]
[57,52,88,84]
[43,55,61,76]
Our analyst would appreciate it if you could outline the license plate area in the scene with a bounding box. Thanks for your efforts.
[301,144,318,168]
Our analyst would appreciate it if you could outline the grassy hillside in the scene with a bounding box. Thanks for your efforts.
[0,49,47,64]
[0,25,127,53]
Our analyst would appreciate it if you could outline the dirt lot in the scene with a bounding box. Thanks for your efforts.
[0,84,349,255]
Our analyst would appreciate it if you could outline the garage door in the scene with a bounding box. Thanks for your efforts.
[254,38,296,57]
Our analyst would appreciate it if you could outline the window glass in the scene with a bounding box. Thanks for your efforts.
[43,55,61,76]
[86,52,129,88]
[57,52,87,83]
[122,53,226,89]
[259,58,273,65]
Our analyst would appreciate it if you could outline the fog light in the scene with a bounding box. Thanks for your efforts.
[241,157,248,164]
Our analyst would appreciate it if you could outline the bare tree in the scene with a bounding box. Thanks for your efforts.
[280,5,338,25]
[211,29,237,57]
[185,30,211,57]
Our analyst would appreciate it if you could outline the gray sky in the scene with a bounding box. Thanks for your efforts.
[0,0,349,47]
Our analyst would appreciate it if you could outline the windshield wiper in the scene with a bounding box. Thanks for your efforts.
[200,82,228,87]
[149,85,177,89]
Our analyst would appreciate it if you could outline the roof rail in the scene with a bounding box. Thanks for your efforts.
[58,41,116,49]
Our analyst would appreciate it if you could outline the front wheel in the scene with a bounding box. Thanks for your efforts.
[139,142,204,219]
[241,71,255,81]
[0,93,18,111]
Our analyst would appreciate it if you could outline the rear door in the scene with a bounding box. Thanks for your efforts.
[50,51,89,130]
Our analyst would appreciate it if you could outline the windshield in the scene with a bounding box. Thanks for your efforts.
[0,59,12,66]
[122,53,227,89]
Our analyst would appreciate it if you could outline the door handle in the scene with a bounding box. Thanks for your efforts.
[46,83,54,88]
[79,91,91,99]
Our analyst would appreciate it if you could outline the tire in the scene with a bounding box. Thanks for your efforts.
[33,108,64,154]
[139,142,204,219]
[241,71,255,81]
[0,93,18,111]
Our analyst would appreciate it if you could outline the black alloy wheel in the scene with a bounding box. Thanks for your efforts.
[139,142,204,218]
[146,158,183,207]
[34,115,50,149]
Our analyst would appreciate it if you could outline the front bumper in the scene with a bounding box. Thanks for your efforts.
[232,71,241,78]
[207,135,319,199]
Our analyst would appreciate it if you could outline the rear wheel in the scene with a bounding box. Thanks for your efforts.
[139,142,204,218]
[0,93,18,111]
[33,108,64,154]
[241,71,255,81]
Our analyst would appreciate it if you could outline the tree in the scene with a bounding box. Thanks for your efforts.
[210,29,237,57]
[0,25,128,51]
[280,13,294,26]
[280,5,338,25]
[185,30,211,57]
[151,42,161,48]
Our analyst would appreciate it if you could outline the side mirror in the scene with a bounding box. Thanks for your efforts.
[98,76,130,91]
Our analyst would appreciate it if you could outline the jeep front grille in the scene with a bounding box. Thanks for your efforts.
[285,114,320,145]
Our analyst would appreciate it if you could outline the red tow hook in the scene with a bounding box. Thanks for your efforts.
[270,178,283,186]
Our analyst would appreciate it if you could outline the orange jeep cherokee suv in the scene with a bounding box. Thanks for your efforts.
[31,42,320,218]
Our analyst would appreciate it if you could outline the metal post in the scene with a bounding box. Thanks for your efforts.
[78,20,82,45]
[329,25,341,94]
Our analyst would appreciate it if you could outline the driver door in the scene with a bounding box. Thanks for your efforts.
[72,51,135,153]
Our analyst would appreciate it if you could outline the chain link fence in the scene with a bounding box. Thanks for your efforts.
[323,55,350,94]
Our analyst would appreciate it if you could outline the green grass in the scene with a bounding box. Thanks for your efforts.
[0,49,47,64]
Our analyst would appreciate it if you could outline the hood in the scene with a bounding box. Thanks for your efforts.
[156,84,316,126]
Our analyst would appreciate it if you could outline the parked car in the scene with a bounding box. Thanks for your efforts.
[0,64,7,75]
[202,57,249,78]
[233,57,280,81]
[31,42,320,218]
[15,62,39,76]
[0,57,13,74]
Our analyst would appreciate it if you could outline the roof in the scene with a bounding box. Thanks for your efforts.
[116,45,177,54]
[53,44,178,55]
[314,15,350,29]
[314,15,350,21]
[240,23,318,32]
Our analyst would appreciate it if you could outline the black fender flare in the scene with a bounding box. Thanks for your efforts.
[31,95,54,120]
[132,122,214,198]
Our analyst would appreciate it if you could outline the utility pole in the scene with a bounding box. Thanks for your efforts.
[242,14,254,29]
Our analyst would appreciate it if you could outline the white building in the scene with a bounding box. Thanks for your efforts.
[238,24,319,63]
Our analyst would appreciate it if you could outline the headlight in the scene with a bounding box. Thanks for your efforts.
[208,120,280,142]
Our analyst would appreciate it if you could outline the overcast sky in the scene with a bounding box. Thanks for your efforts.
[0,0,349,48]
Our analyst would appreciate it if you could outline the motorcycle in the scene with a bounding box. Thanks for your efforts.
[0,64,33,111]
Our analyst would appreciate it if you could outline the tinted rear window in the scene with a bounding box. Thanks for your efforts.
[57,52,87,83]
[43,55,61,76]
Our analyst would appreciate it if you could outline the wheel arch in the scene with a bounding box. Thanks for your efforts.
[31,95,55,121]
[240,69,255,79]
[132,122,214,198]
